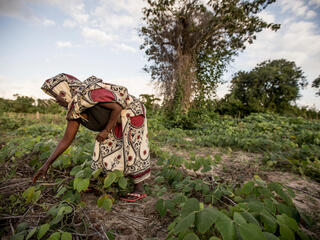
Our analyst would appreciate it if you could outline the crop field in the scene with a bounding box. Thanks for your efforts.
[0,112,320,240]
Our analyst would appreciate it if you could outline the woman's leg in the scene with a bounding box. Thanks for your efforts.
[134,181,144,193]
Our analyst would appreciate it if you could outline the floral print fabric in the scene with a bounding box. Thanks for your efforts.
[42,74,151,183]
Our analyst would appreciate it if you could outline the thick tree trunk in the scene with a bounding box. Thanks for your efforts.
[173,52,196,112]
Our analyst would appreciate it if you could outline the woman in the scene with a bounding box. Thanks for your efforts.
[32,73,151,200]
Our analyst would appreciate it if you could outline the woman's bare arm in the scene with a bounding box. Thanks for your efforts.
[96,102,123,142]
[32,120,80,183]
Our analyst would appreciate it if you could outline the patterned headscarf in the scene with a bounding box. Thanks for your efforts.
[41,73,82,103]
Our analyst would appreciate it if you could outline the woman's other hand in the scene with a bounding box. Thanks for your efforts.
[96,129,110,142]
[32,164,49,184]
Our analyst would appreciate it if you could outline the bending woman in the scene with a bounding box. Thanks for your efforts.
[32,73,151,196]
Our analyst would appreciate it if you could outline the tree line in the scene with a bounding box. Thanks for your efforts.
[0,95,62,115]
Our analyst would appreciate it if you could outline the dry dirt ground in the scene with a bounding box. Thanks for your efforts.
[1,144,320,239]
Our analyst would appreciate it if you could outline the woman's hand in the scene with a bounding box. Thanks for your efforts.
[32,164,49,184]
[96,129,110,142]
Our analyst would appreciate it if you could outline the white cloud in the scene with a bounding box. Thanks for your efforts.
[305,10,317,19]
[43,19,55,26]
[82,27,114,44]
[115,43,137,53]
[280,0,319,18]
[257,11,275,23]
[56,41,73,48]
[309,0,320,7]
[63,19,76,28]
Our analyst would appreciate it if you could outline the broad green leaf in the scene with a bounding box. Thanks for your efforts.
[113,169,124,178]
[233,212,247,225]
[202,184,210,194]
[92,168,102,178]
[248,200,264,213]
[16,222,28,233]
[47,205,59,217]
[37,223,50,240]
[26,227,37,240]
[196,208,219,234]
[102,198,113,211]
[276,214,298,231]
[61,232,72,240]
[34,190,41,202]
[82,167,93,178]
[215,213,236,240]
[155,176,165,183]
[168,221,177,231]
[279,224,295,240]
[174,212,195,234]
[12,232,25,240]
[268,183,292,205]
[181,198,199,217]
[264,199,276,215]
[277,204,296,218]
[47,232,60,240]
[56,186,67,198]
[260,210,277,233]
[209,237,221,240]
[57,206,66,216]
[263,232,279,240]
[241,181,255,195]
[239,223,266,240]
[296,230,310,240]
[118,177,128,189]
[75,170,85,178]
[156,199,166,217]
[104,172,117,188]
[64,206,73,214]
[184,232,199,240]
[73,177,90,192]
[22,186,35,203]
[240,212,260,226]
[50,215,63,225]
[70,165,82,176]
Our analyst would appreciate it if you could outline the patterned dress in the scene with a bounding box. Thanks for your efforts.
[42,74,151,183]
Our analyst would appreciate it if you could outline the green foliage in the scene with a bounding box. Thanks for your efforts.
[37,223,50,239]
[140,0,279,111]
[1,111,318,239]
[311,75,320,97]
[220,59,308,116]
[155,174,312,240]
[22,186,41,204]
[0,95,62,114]
[97,195,113,211]
[151,113,320,180]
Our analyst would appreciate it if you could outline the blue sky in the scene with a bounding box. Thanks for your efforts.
[0,0,319,109]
